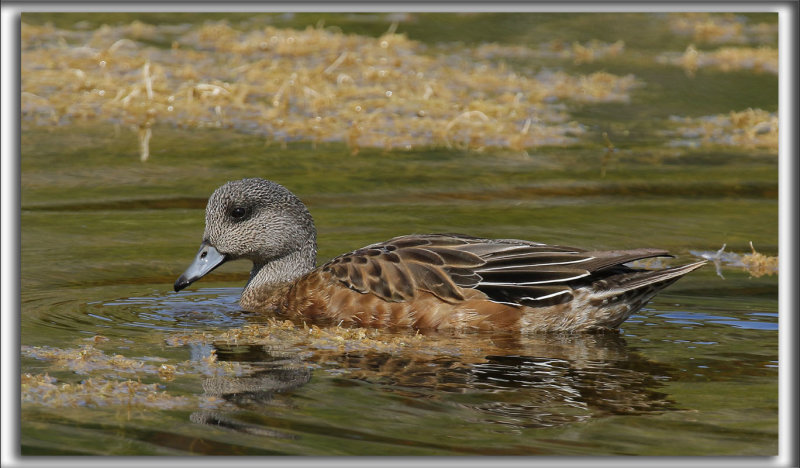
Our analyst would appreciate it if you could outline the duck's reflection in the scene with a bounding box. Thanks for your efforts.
[190,332,674,433]
[190,346,310,438]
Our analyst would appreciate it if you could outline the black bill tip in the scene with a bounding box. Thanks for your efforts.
[173,242,227,293]
[174,275,192,292]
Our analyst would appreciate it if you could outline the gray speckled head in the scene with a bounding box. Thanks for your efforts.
[204,178,316,263]
[174,178,317,293]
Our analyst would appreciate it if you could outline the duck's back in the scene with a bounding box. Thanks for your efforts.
[261,234,705,332]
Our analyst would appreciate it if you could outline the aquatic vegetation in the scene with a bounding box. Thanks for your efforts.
[473,39,626,64]
[667,13,778,45]
[22,344,150,375]
[168,318,535,362]
[158,363,177,380]
[21,20,642,160]
[741,241,779,278]
[20,373,224,409]
[691,242,777,279]
[658,45,778,77]
[19,342,247,410]
[21,343,246,379]
[662,108,777,150]
[191,348,247,377]
[213,320,427,355]
[599,131,616,178]
[20,322,485,409]
[176,317,621,364]
[165,331,213,347]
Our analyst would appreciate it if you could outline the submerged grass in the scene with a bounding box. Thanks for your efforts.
[666,13,778,45]
[20,342,242,410]
[691,242,778,279]
[741,242,779,278]
[21,14,777,162]
[21,343,247,379]
[658,45,778,77]
[21,373,221,409]
[661,108,778,150]
[21,20,640,159]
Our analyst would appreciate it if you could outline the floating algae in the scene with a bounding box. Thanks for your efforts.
[667,13,778,45]
[21,20,645,159]
[690,242,778,279]
[21,343,247,380]
[21,373,225,409]
[472,39,626,65]
[662,108,777,150]
[741,241,779,278]
[658,45,778,77]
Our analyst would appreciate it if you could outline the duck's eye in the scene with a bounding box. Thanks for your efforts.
[230,206,249,221]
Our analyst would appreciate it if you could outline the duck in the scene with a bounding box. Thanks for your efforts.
[174,178,706,333]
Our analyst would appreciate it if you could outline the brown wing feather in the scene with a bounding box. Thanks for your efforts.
[404,262,464,302]
[396,247,446,265]
[322,235,484,303]
[321,234,676,308]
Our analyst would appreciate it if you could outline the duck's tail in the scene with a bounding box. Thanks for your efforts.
[596,260,708,294]
[586,260,708,330]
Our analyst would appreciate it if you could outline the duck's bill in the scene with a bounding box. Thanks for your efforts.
[174,242,227,292]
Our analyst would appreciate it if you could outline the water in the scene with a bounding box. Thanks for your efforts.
[17,12,778,456]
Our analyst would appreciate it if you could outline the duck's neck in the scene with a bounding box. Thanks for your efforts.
[240,237,317,311]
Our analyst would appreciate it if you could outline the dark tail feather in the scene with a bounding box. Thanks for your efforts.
[591,260,707,330]
[596,260,707,294]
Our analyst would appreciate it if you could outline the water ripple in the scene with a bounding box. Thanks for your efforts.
[97,287,248,331]
[656,310,777,331]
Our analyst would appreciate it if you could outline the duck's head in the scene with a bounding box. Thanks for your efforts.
[174,178,317,292]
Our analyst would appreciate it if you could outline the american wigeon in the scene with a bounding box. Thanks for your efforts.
[174,178,706,332]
